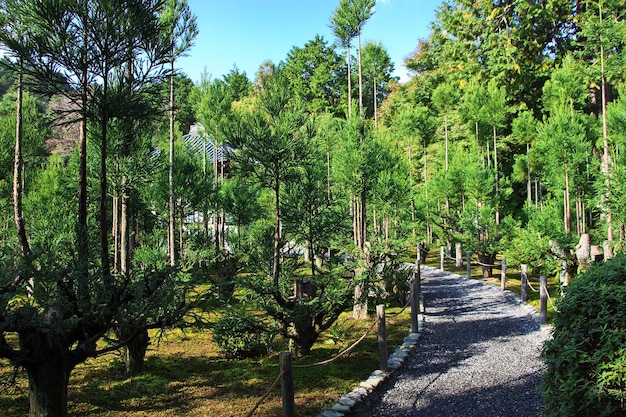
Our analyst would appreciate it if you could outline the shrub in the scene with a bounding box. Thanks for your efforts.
[212,310,275,359]
[542,254,626,416]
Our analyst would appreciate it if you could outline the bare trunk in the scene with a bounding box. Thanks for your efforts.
[13,64,29,256]
[168,59,176,266]
[358,31,363,118]
[373,80,378,130]
[493,125,500,225]
[119,326,149,377]
[179,206,184,262]
[359,125,366,248]
[372,204,378,238]
[99,72,110,275]
[120,193,129,275]
[213,137,220,253]
[112,195,119,271]
[474,120,479,146]
[527,143,532,205]
[273,180,281,286]
[564,166,572,237]
[360,185,366,249]
[444,115,449,171]
[77,11,89,275]
[21,331,72,417]
[599,7,613,243]
[347,44,352,118]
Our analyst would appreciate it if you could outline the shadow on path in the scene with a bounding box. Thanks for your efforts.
[351,267,548,417]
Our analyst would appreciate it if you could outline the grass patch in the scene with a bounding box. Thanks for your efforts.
[0,307,412,417]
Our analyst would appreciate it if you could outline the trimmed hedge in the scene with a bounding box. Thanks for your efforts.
[542,254,626,417]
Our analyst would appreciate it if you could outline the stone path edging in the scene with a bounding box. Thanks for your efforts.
[315,265,552,417]
[316,318,424,417]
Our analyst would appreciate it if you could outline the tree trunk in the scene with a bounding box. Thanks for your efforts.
[120,193,129,275]
[26,359,70,417]
[493,125,500,225]
[358,31,363,117]
[373,80,378,129]
[217,253,236,302]
[273,180,281,287]
[565,165,571,237]
[179,206,184,262]
[99,67,110,275]
[112,194,119,271]
[444,114,449,171]
[21,332,72,417]
[122,328,149,376]
[13,62,29,257]
[526,142,532,205]
[599,18,613,243]
[476,252,496,278]
[168,58,176,266]
[77,7,89,275]
[347,44,352,118]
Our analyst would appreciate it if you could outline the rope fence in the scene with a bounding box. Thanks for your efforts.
[244,370,285,417]
[438,245,560,324]
[244,243,567,416]
[245,262,422,417]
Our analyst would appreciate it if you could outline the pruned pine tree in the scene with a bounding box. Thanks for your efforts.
[0,1,200,415]
[228,67,308,287]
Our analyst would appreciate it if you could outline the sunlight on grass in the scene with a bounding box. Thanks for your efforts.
[3,249,558,417]
[0,305,412,417]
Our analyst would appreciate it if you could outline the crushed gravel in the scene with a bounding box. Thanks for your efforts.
[350,266,551,417]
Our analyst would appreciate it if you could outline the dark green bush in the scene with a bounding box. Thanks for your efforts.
[542,254,626,417]
[212,310,275,359]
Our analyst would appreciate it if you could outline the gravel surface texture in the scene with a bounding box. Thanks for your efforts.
[351,266,550,417]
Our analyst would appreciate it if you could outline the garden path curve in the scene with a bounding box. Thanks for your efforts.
[351,266,551,417]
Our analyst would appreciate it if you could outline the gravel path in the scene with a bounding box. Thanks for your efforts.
[352,266,550,417]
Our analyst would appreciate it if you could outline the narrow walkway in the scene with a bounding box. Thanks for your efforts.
[353,266,550,417]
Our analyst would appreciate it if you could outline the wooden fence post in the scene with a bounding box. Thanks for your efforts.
[500,258,506,291]
[455,242,463,268]
[466,252,471,279]
[540,275,548,324]
[410,267,421,333]
[520,264,528,303]
[280,352,295,417]
[377,305,388,372]
[440,246,444,271]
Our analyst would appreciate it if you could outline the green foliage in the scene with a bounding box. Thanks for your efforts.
[212,309,276,359]
[284,35,346,116]
[456,204,515,278]
[503,202,563,273]
[361,41,395,119]
[241,265,355,355]
[542,254,626,416]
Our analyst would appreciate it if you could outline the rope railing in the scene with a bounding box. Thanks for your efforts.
[245,264,423,417]
[244,370,285,417]
[475,260,500,268]
[294,289,415,370]
[438,245,559,324]
[294,318,379,369]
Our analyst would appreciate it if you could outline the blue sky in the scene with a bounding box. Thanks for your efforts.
[177,0,443,85]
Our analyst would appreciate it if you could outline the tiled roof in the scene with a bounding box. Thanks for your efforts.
[182,124,233,162]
